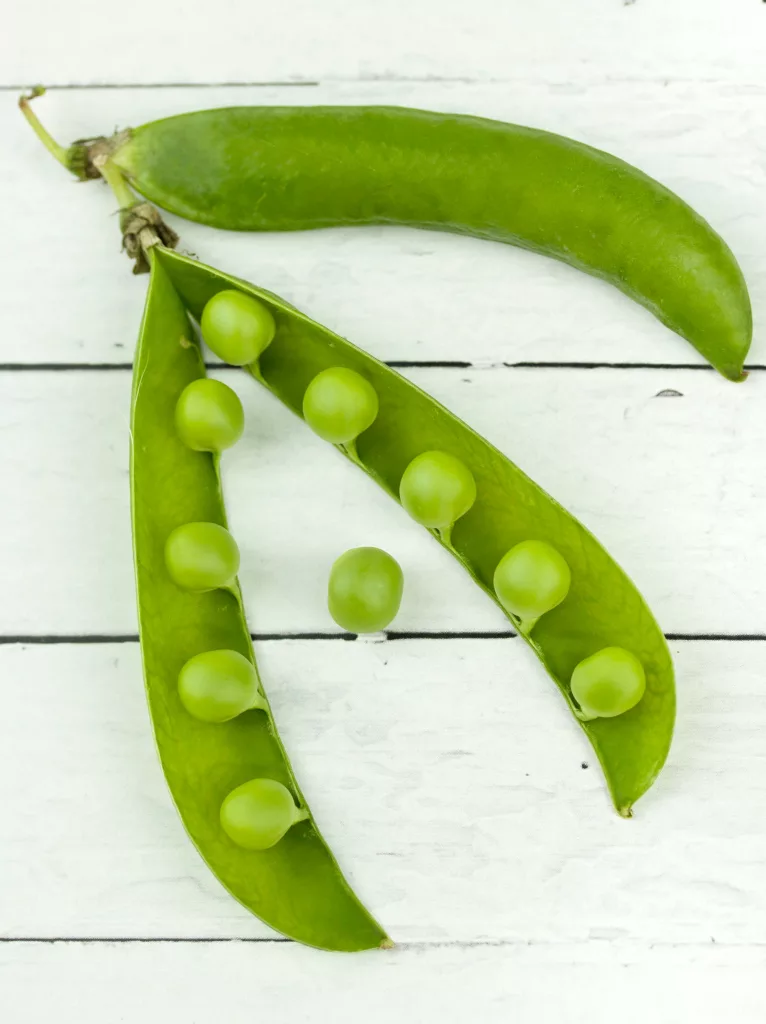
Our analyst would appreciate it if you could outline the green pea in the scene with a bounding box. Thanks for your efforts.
[178,649,265,722]
[220,778,308,851]
[399,451,476,538]
[493,540,571,625]
[201,290,276,366]
[164,522,240,592]
[302,367,379,445]
[327,546,403,633]
[175,378,245,452]
[570,647,646,720]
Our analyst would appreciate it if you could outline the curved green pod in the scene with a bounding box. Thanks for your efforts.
[157,246,676,817]
[107,105,752,381]
[131,249,388,951]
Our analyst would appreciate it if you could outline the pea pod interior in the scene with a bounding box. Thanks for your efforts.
[109,105,752,381]
[131,250,388,951]
[157,246,676,816]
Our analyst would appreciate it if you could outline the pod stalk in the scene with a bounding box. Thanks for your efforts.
[19,87,70,170]
[19,86,105,180]
[93,154,180,273]
[19,89,177,271]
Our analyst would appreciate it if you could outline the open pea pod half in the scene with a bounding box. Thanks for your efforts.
[157,246,676,817]
[132,249,389,951]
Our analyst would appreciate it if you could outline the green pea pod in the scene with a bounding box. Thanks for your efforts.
[93,105,752,381]
[156,245,676,817]
[132,248,389,951]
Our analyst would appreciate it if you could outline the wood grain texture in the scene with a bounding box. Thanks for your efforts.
[7,80,764,367]
[2,0,764,86]
[0,640,764,944]
[0,366,762,636]
[2,941,765,1024]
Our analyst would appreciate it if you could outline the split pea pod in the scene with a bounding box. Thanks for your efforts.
[158,247,676,817]
[131,249,388,951]
[66,104,752,381]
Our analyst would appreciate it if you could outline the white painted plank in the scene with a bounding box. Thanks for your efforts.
[7,81,765,366]
[2,0,765,86]
[0,367,763,636]
[0,640,764,944]
[1,941,765,1024]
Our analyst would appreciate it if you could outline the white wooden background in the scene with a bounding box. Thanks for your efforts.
[2,1,765,1021]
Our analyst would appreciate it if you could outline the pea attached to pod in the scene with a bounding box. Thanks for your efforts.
[178,649,267,723]
[570,647,646,720]
[175,378,245,452]
[493,540,571,631]
[303,366,379,454]
[201,289,276,366]
[328,546,404,634]
[399,450,476,545]
[220,778,309,851]
[164,521,240,592]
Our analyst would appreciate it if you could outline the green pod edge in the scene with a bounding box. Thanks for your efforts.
[131,249,389,952]
[155,246,676,817]
[109,105,752,381]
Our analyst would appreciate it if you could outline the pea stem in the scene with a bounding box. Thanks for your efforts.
[249,359,266,384]
[339,439,361,465]
[435,523,454,549]
[249,693,269,712]
[518,616,539,635]
[18,87,71,170]
[293,806,310,825]
[212,452,224,501]
[574,707,597,723]
[95,155,138,211]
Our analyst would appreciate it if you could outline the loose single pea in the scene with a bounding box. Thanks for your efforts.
[175,378,245,452]
[493,540,571,622]
[220,778,308,851]
[164,522,240,592]
[328,547,404,633]
[399,450,477,531]
[200,290,276,366]
[178,649,265,723]
[302,367,379,444]
[570,647,646,719]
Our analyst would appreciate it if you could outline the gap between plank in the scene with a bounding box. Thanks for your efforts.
[0,361,764,373]
[1,82,321,91]
[0,632,764,645]
[2,936,766,950]
[4,74,763,91]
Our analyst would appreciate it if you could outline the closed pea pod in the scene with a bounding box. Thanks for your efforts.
[158,250,675,816]
[22,97,749,380]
